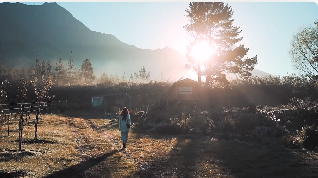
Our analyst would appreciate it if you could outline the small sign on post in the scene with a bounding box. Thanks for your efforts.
[178,87,192,95]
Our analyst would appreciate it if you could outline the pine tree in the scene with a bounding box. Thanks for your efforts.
[122,72,126,82]
[139,66,150,81]
[129,74,134,82]
[46,59,52,78]
[67,51,76,85]
[80,58,95,84]
[184,2,257,87]
[55,56,66,86]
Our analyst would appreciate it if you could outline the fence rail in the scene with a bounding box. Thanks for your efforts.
[0,101,51,151]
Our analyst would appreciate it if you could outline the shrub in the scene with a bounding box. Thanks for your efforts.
[187,115,215,136]
[254,112,276,128]
[146,110,168,124]
[300,126,318,150]
[235,113,258,136]
[155,122,187,135]
[202,117,215,135]
[209,106,225,123]
[282,135,302,149]
[247,103,257,113]
[217,116,235,133]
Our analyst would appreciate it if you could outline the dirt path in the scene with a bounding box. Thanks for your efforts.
[67,117,91,162]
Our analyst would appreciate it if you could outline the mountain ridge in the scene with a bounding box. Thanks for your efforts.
[0,2,271,80]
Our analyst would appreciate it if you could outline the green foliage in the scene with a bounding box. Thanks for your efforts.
[184,2,258,86]
[290,22,318,78]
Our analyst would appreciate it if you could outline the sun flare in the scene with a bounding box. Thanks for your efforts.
[189,41,215,63]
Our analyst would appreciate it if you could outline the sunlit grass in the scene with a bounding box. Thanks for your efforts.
[1,112,318,177]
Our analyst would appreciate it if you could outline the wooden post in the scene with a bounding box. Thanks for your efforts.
[35,108,40,140]
[7,114,9,136]
[19,113,23,151]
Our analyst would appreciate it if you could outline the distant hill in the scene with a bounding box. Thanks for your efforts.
[0,2,270,81]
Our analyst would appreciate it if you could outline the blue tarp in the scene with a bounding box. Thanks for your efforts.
[92,97,103,107]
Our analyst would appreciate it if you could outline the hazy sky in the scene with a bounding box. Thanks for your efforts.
[23,2,318,76]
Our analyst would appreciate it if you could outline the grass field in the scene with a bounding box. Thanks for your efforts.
[1,111,318,178]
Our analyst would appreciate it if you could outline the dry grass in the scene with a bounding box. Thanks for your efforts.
[0,114,114,178]
[1,112,318,178]
[0,114,79,177]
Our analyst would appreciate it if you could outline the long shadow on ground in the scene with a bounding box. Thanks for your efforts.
[0,151,35,162]
[202,139,305,178]
[130,132,200,178]
[45,150,118,178]
[0,170,27,178]
[130,130,307,178]
[54,110,108,120]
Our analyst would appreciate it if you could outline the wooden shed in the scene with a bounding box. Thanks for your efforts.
[164,78,199,101]
[154,78,200,109]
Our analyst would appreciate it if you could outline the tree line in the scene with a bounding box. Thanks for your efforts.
[0,52,152,88]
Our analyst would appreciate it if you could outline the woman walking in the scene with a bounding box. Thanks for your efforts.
[118,107,131,149]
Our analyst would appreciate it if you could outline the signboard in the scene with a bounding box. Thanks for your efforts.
[178,87,192,95]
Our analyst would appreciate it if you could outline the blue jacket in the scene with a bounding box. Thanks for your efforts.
[119,114,131,132]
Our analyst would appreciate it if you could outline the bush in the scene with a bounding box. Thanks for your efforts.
[155,122,188,135]
[300,126,318,150]
[187,115,215,136]
[235,113,258,136]
[282,135,302,149]
[202,117,215,135]
[209,106,225,123]
[247,103,257,113]
[146,110,168,124]
[217,116,235,133]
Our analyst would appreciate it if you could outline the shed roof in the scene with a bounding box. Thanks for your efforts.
[175,78,198,83]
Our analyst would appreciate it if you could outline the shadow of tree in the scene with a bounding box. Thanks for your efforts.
[128,131,307,178]
[45,150,118,178]
[86,119,118,133]
[129,133,199,178]
[203,139,304,178]
[56,110,107,120]
[0,170,27,178]
[0,150,35,162]
[15,138,57,144]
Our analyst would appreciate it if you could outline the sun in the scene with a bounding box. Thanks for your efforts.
[189,41,215,63]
